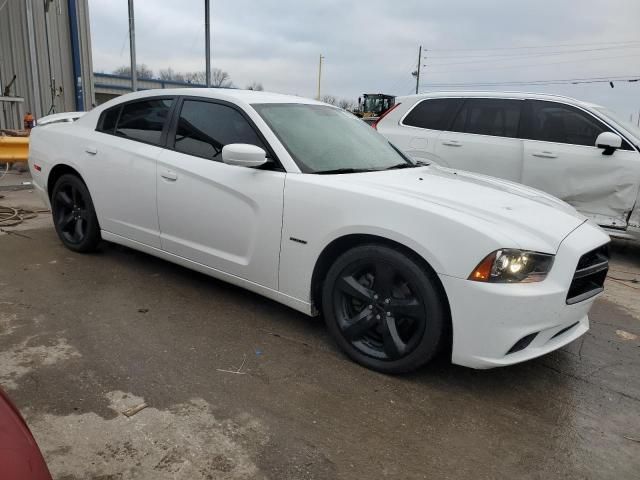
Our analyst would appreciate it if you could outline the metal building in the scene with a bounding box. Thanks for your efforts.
[0,0,94,129]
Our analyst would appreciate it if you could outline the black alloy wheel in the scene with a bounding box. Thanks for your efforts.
[51,174,101,252]
[322,244,447,373]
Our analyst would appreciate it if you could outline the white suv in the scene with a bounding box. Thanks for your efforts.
[376,92,640,241]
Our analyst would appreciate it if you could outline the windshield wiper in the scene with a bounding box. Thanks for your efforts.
[384,163,415,170]
[315,168,379,175]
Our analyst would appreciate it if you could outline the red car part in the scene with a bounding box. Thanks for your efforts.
[0,388,52,480]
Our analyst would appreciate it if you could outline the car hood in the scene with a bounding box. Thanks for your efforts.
[344,165,587,253]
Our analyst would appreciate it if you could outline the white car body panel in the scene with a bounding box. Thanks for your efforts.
[36,111,84,126]
[435,130,523,182]
[156,148,285,289]
[28,88,610,369]
[378,91,640,240]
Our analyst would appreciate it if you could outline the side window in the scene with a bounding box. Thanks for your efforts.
[402,98,462,131]
[115,98,173,145]
[450,99,521,138]
[523,100,614,147]
[98,106,120,134]
[172,100,266,160]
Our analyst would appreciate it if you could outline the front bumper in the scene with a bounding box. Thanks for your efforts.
[440,221,610,369]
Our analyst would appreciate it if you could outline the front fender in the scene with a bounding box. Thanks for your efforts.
[278,175,512,305]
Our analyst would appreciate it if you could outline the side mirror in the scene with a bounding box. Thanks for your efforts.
[595,132,622,156]
[222,144,267,168]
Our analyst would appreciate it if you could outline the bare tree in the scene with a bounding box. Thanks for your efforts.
[246,82,264,91]
[338,98,357,111]
[211,69,234,88]
[320,95,338,106]
[158,68,186,82]
[121,66,234,87]
[180,69,233,87]
[113,64,154,79]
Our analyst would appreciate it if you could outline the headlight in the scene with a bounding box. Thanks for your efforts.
[468,249,554,283]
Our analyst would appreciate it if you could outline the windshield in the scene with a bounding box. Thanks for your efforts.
[594,106,640,141]
[254,103,412,173]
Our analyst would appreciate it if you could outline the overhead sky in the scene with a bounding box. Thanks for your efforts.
[89,0,640,120]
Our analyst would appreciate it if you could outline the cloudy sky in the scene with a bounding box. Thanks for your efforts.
[89,0,640,120]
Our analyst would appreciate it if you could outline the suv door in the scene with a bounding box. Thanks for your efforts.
[434,98,524,181]
[520,100,640,228]
[156,98,285,289]
[386,98,462,162]
[88,97,174,248]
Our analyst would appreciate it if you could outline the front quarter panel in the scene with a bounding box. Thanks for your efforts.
[278,173,515,307]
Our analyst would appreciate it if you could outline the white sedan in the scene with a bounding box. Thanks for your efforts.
[28,89,610,373]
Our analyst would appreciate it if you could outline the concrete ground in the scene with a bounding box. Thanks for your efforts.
[1,171,639,479]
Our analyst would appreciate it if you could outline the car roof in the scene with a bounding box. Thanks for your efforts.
[395,91,604,109]
[104,88,325,106]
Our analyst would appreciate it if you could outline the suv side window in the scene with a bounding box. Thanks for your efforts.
[115,98,174,145]
[450,98,522,138]
[522,100,632,150]
[402,98,463,130]
[172,100,267,160]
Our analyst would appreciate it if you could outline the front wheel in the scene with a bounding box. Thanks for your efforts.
[322,244,447,374]
[51,174,101,252]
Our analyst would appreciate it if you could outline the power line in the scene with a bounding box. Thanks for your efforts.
[424,52,640,75]
[425,44,640,63]
[425,39,640,52]
[419,75,640,88]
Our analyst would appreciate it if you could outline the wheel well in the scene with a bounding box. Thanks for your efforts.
[311,234,450,315]
[47,164,83,200]
[311,234,453,357]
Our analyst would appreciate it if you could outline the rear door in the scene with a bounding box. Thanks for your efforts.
[87,97,174,248]
[156,97,285,289]
[520,100,640,227]
[434,98,524,181]
[384,98,462,162]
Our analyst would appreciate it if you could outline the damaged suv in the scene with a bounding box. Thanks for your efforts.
[376,92,640,241]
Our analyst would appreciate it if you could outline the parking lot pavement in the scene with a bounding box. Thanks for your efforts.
[0,187,638,479]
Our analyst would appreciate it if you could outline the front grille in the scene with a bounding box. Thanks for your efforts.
[566,244,610,305]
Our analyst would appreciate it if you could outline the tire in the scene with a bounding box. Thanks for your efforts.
[51,174,101,253]
[322,244,447,374]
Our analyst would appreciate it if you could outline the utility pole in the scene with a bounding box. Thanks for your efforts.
[205,0,211,87]
[128,0,137,92]
[415,45,422,94]
[317,54,324,100]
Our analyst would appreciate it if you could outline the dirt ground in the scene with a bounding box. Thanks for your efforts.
[1,170,639,479]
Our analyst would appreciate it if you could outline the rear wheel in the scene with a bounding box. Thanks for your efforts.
[51,174,101,252]
[322,244,447,373]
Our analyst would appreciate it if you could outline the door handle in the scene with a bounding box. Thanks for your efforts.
[532,151,557,158]
[160,170,178,181]
[441,140,462,147]
[85,146,97,155]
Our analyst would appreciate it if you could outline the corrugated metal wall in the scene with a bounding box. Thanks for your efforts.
[0,0,94,128]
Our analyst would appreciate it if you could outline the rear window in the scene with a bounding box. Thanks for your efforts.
[451,98,522,138]
[114,98,174,146]
[402,98,462,131]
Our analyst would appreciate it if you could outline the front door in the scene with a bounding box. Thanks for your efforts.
[156,98,285,289]
[520,100,640,228]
